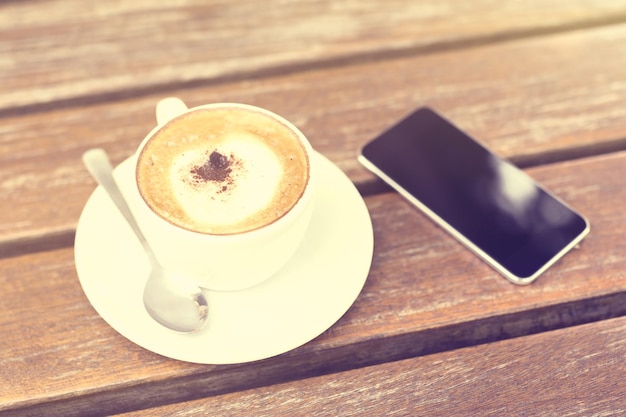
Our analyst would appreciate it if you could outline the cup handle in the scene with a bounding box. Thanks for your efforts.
[156,97,188,125]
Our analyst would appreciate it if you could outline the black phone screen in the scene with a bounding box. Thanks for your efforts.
[359,107,589,284]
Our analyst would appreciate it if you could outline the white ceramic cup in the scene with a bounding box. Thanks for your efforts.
[128,97,317,291]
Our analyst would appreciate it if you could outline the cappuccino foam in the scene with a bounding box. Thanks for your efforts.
[136,107,309,235]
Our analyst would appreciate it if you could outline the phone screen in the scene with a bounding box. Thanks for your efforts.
[359,107,589,284]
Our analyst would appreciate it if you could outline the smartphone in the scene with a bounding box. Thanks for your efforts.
[358,107,590,284]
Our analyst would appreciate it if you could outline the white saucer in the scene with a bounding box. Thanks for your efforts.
[74,152,373,364]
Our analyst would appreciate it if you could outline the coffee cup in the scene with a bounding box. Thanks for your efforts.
[127,97,316,291]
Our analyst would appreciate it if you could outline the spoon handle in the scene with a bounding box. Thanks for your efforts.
[82,148,159,265]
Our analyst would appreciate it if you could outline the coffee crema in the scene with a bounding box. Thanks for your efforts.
[136,107,310,235]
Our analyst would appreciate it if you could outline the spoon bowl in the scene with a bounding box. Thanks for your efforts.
[82,148,208,333]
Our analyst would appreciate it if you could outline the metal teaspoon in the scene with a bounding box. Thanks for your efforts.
[82,148,208,333]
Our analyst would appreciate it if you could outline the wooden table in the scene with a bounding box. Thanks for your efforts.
[1,1,625,415]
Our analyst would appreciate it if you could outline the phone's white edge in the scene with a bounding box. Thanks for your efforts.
[357,153,590,285]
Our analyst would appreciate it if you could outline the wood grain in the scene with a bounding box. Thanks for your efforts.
[120,317,626,416]
[2,0,626,113]
[3,24,626,254]
[1,152,624,416]
[2,2,626,415]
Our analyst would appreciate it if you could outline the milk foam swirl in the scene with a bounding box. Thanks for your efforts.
[171,133,282,231]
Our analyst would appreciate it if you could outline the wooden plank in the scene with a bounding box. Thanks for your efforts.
[119,316,626,416]
[1,152,624,416]
[2,0,626,113]
[2,24,626,252]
